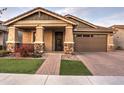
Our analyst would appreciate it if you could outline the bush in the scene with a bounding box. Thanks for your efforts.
[19,47,28,57]
[116,46,123,50]
[0,50,11,57]
[33,52,42,58]
[0,45,2,50]
[18,44,34,57]
[15,44,42,57]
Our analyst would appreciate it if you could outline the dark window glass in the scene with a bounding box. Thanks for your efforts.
[91,34,93,37]
[76,34,82,37]
[33,32,36,42]
[83,34,90,37]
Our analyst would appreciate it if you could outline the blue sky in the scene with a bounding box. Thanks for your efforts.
[0,7,124,27]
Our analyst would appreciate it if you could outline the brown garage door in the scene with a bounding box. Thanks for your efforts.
[75,34,107,52]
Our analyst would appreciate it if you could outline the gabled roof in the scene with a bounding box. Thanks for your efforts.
[65,14,114,32]
[4,7,76,25]
[110,25,124,29]
[65,14,97,28]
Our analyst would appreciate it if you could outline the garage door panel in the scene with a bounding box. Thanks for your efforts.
[75,34,107,52]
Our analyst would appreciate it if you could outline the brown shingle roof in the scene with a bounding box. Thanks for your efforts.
[65,14,97,28]
[111,25,124,29]
[65,14,114,32]
[4,7,76,25]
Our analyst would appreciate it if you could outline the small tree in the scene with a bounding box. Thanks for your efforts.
[0,8,7,17]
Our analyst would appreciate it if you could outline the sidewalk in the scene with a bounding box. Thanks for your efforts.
[0,73,124,85]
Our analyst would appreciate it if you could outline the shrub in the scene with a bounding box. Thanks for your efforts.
[19,47,28,57]
[18,44,34,57]
[0,45,2,50]
[15,44,42,57]
[33,52,42,58]
[0,50,11,57]
[116,46,123,50]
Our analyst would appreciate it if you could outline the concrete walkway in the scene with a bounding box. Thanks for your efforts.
[36,54,61,75]
[0,73,124,85]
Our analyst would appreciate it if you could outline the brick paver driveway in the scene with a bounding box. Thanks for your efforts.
[77,51,124,76]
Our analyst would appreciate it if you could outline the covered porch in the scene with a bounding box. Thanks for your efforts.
[6,25,74,54]
[4,7,76,54]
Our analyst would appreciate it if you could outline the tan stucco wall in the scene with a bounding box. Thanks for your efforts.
[107,33,114,51]
[44,30,53,51]
[64,25,74,42]
[52,31,55,51]
[7,27,19,43]
[0,32,3,45]
[35,26,44,43]
[114,28,124,49]
[22,31,33,43]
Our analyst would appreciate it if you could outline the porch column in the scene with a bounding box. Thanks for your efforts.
[64,25,74,54]
[6,26,18,52]
[34,26,44,54]
[107,33,114,52]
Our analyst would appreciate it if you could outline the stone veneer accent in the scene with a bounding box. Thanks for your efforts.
[64,43,74,54]
[7,43,15,52]
[34,43,44,54]
[107,34,114,52]
[107,44,115,52]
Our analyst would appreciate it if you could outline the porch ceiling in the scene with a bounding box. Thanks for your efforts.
[18,26,36,31]
[44,26,65,31]
[17,26,65,31]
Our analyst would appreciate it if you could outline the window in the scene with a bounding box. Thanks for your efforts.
[91,34,94,37]
[75,34,94,38]
[33,32,36,42]
[76,34,82,37]
[83,34,90,37]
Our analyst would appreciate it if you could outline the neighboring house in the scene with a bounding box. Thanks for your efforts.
[111,25,124,50]
[0,21,7,50]
[4,7,114,54]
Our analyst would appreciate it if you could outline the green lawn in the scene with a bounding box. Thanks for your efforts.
[0,59,43,74]
[60,60,92,75]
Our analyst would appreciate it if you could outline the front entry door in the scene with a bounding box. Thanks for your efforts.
[55,32,63,51]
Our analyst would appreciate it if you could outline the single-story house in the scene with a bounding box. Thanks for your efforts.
[111,25,124,50]
[0,21,8,50]
[4,7,114,54]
